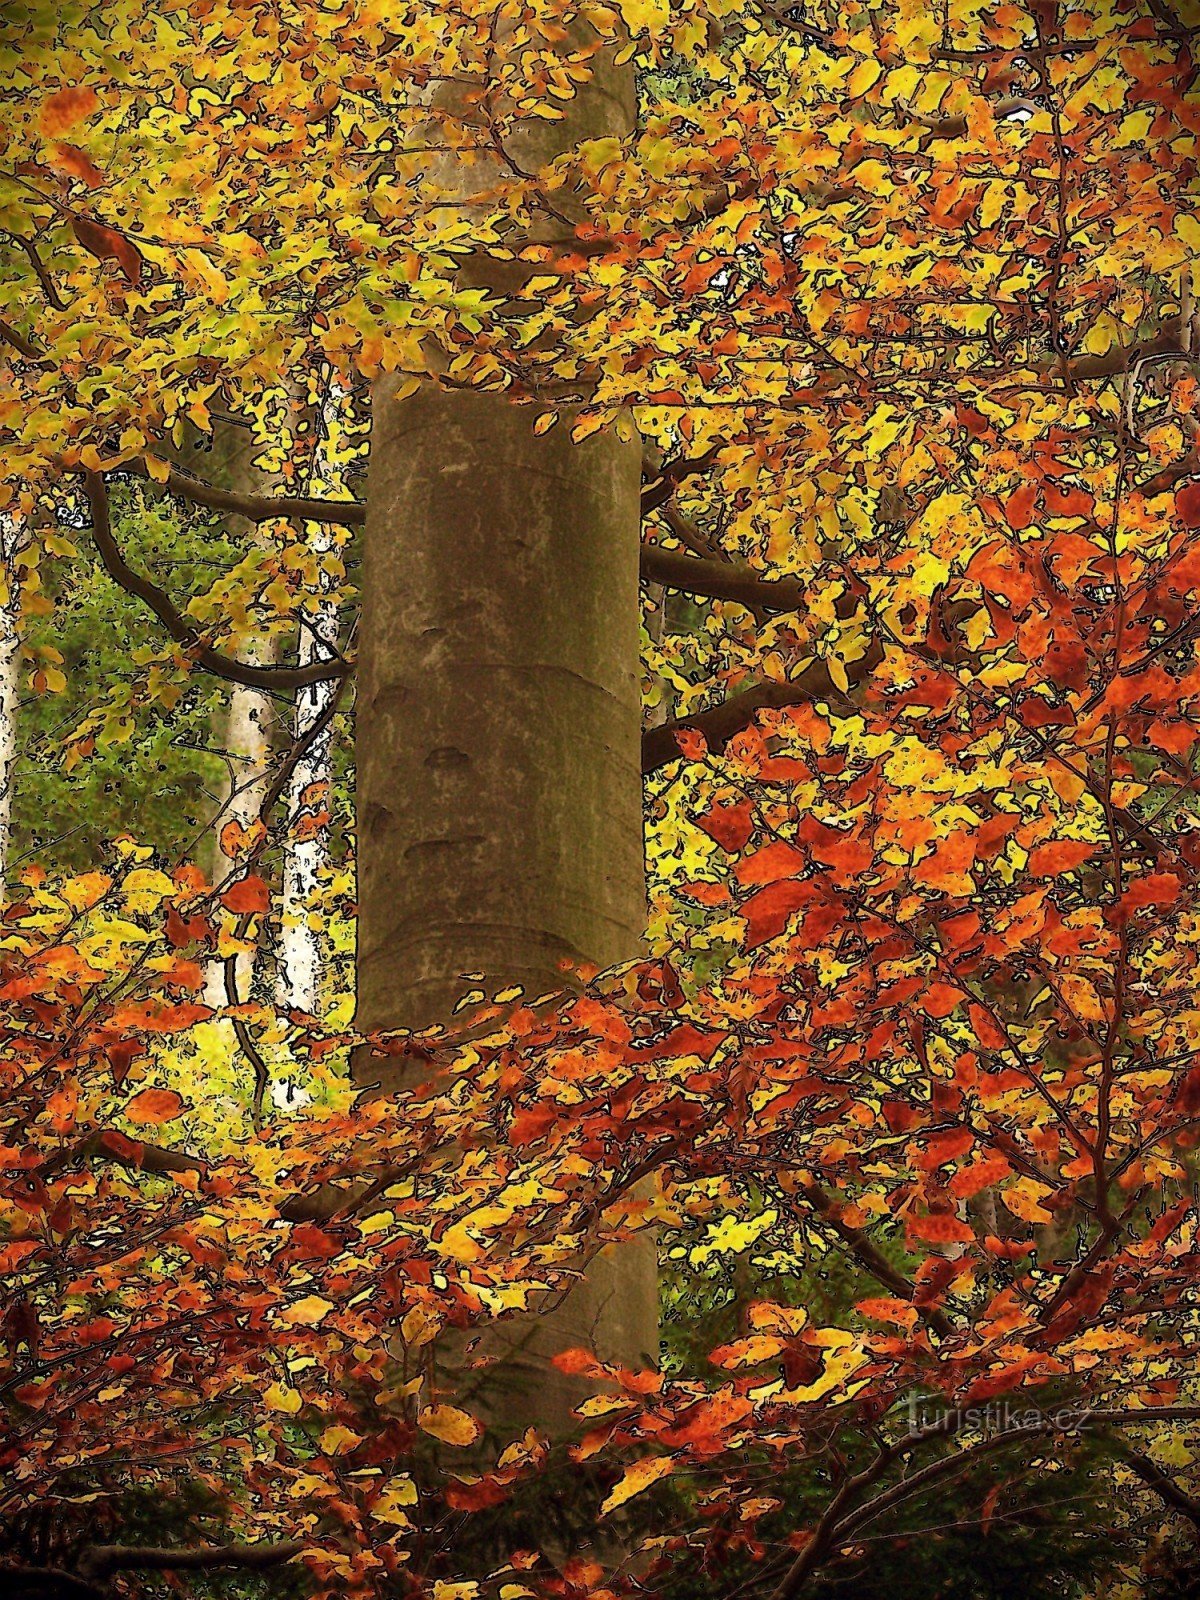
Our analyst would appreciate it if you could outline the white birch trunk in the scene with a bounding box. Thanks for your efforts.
[275,526,338,1015]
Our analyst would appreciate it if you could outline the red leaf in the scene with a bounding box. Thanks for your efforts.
[967,1002,1007,1051]
[923,981,964,1018]
[908,1211,974,1245]
[221,875,270,915]
[740,878,813,949]
[0,1241,43,1274]
[698,797,754,853]
[1027,839,1095,875]
[125,1088,186,1125]
[71,215,143,285]
[1176,482,1200,527]
[49,142,106,187]
[165,905,213,948]
[1117,872,1182,917]
[736,840,806,887]
[1004,484,1038,530]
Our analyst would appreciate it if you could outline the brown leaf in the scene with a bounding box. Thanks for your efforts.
[71,215,143,285]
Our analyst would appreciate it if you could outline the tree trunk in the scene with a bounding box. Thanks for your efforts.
[355,25,657,1444]
[276,526,337,1016]
[277,386,343,1018]
[174,419,280,1005]
[0,519,23,896]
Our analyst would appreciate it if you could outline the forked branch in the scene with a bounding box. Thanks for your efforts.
[82,471,352,692]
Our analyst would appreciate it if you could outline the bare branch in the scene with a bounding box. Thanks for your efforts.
[1119,1445,1200,1532]
[78,1541,304,1581]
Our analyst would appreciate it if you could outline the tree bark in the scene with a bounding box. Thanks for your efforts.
[356,23,657,1444]
[173,419,280,1005]
[0,519,24,896]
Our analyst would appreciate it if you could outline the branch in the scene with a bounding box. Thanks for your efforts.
[641,447,720,515]
[768,1405,1200,1600]
[78,1541,304,1581]
[793,1179,954,1338]
[129,458,365,527]
[643,651,878,775]
[660,502,730,562]
[82,472,353,692]
[641,545,806,611]
[38,1128,209,1181]
[0,1563,104,1600]
[914,96,1039,139]
[754,0,842,51]
[6,231,68,311]
[1065,324,1187,382]
[0,314,49,365]
[1119,1445,1200,1532]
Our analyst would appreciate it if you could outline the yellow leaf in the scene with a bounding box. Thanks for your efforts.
[144,453,170,483]
[265,1381,302,1415]
[570,411,609,443]
[846,58,883,98]
[400,1303,441,1348]
[280,1294,334,1326]
[600,1454,673,1515]
[419,1404,482,1447]
[1001,1179,1055,1225]
[319,1424,363,1456]
[374,1476,418,1529]
[1060,973,1106,1025]
[533,411,558,436]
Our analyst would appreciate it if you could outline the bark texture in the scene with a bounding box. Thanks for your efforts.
[358,392,645,1034]
[172,419,279,1004]
[0,519,23,895]
[356,23,657,1444]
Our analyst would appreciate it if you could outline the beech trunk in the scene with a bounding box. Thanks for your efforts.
[355,27,657,1443]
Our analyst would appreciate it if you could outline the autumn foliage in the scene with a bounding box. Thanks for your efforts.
[5,0,1200,1596]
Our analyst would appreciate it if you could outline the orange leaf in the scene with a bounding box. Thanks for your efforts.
[39,87,100,138]
[48,142,106,187]
[967,1002,1007,1051]
[908,1211,974,1245]
[125,1088,187,1125]
[1027,839,1095,875]
[221,875,270,914]
[71,215,143,285]
[1177,482,1200,527]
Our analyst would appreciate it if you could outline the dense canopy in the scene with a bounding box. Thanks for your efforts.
[5,2,1200,1598]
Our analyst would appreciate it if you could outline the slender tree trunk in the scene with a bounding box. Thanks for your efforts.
[0,520,23,895]
[356,27,657,1442]
[174,419,280,1005]
[277,516,338,1015]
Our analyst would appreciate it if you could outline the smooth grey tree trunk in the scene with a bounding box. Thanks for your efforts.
[356,25,657,1444]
